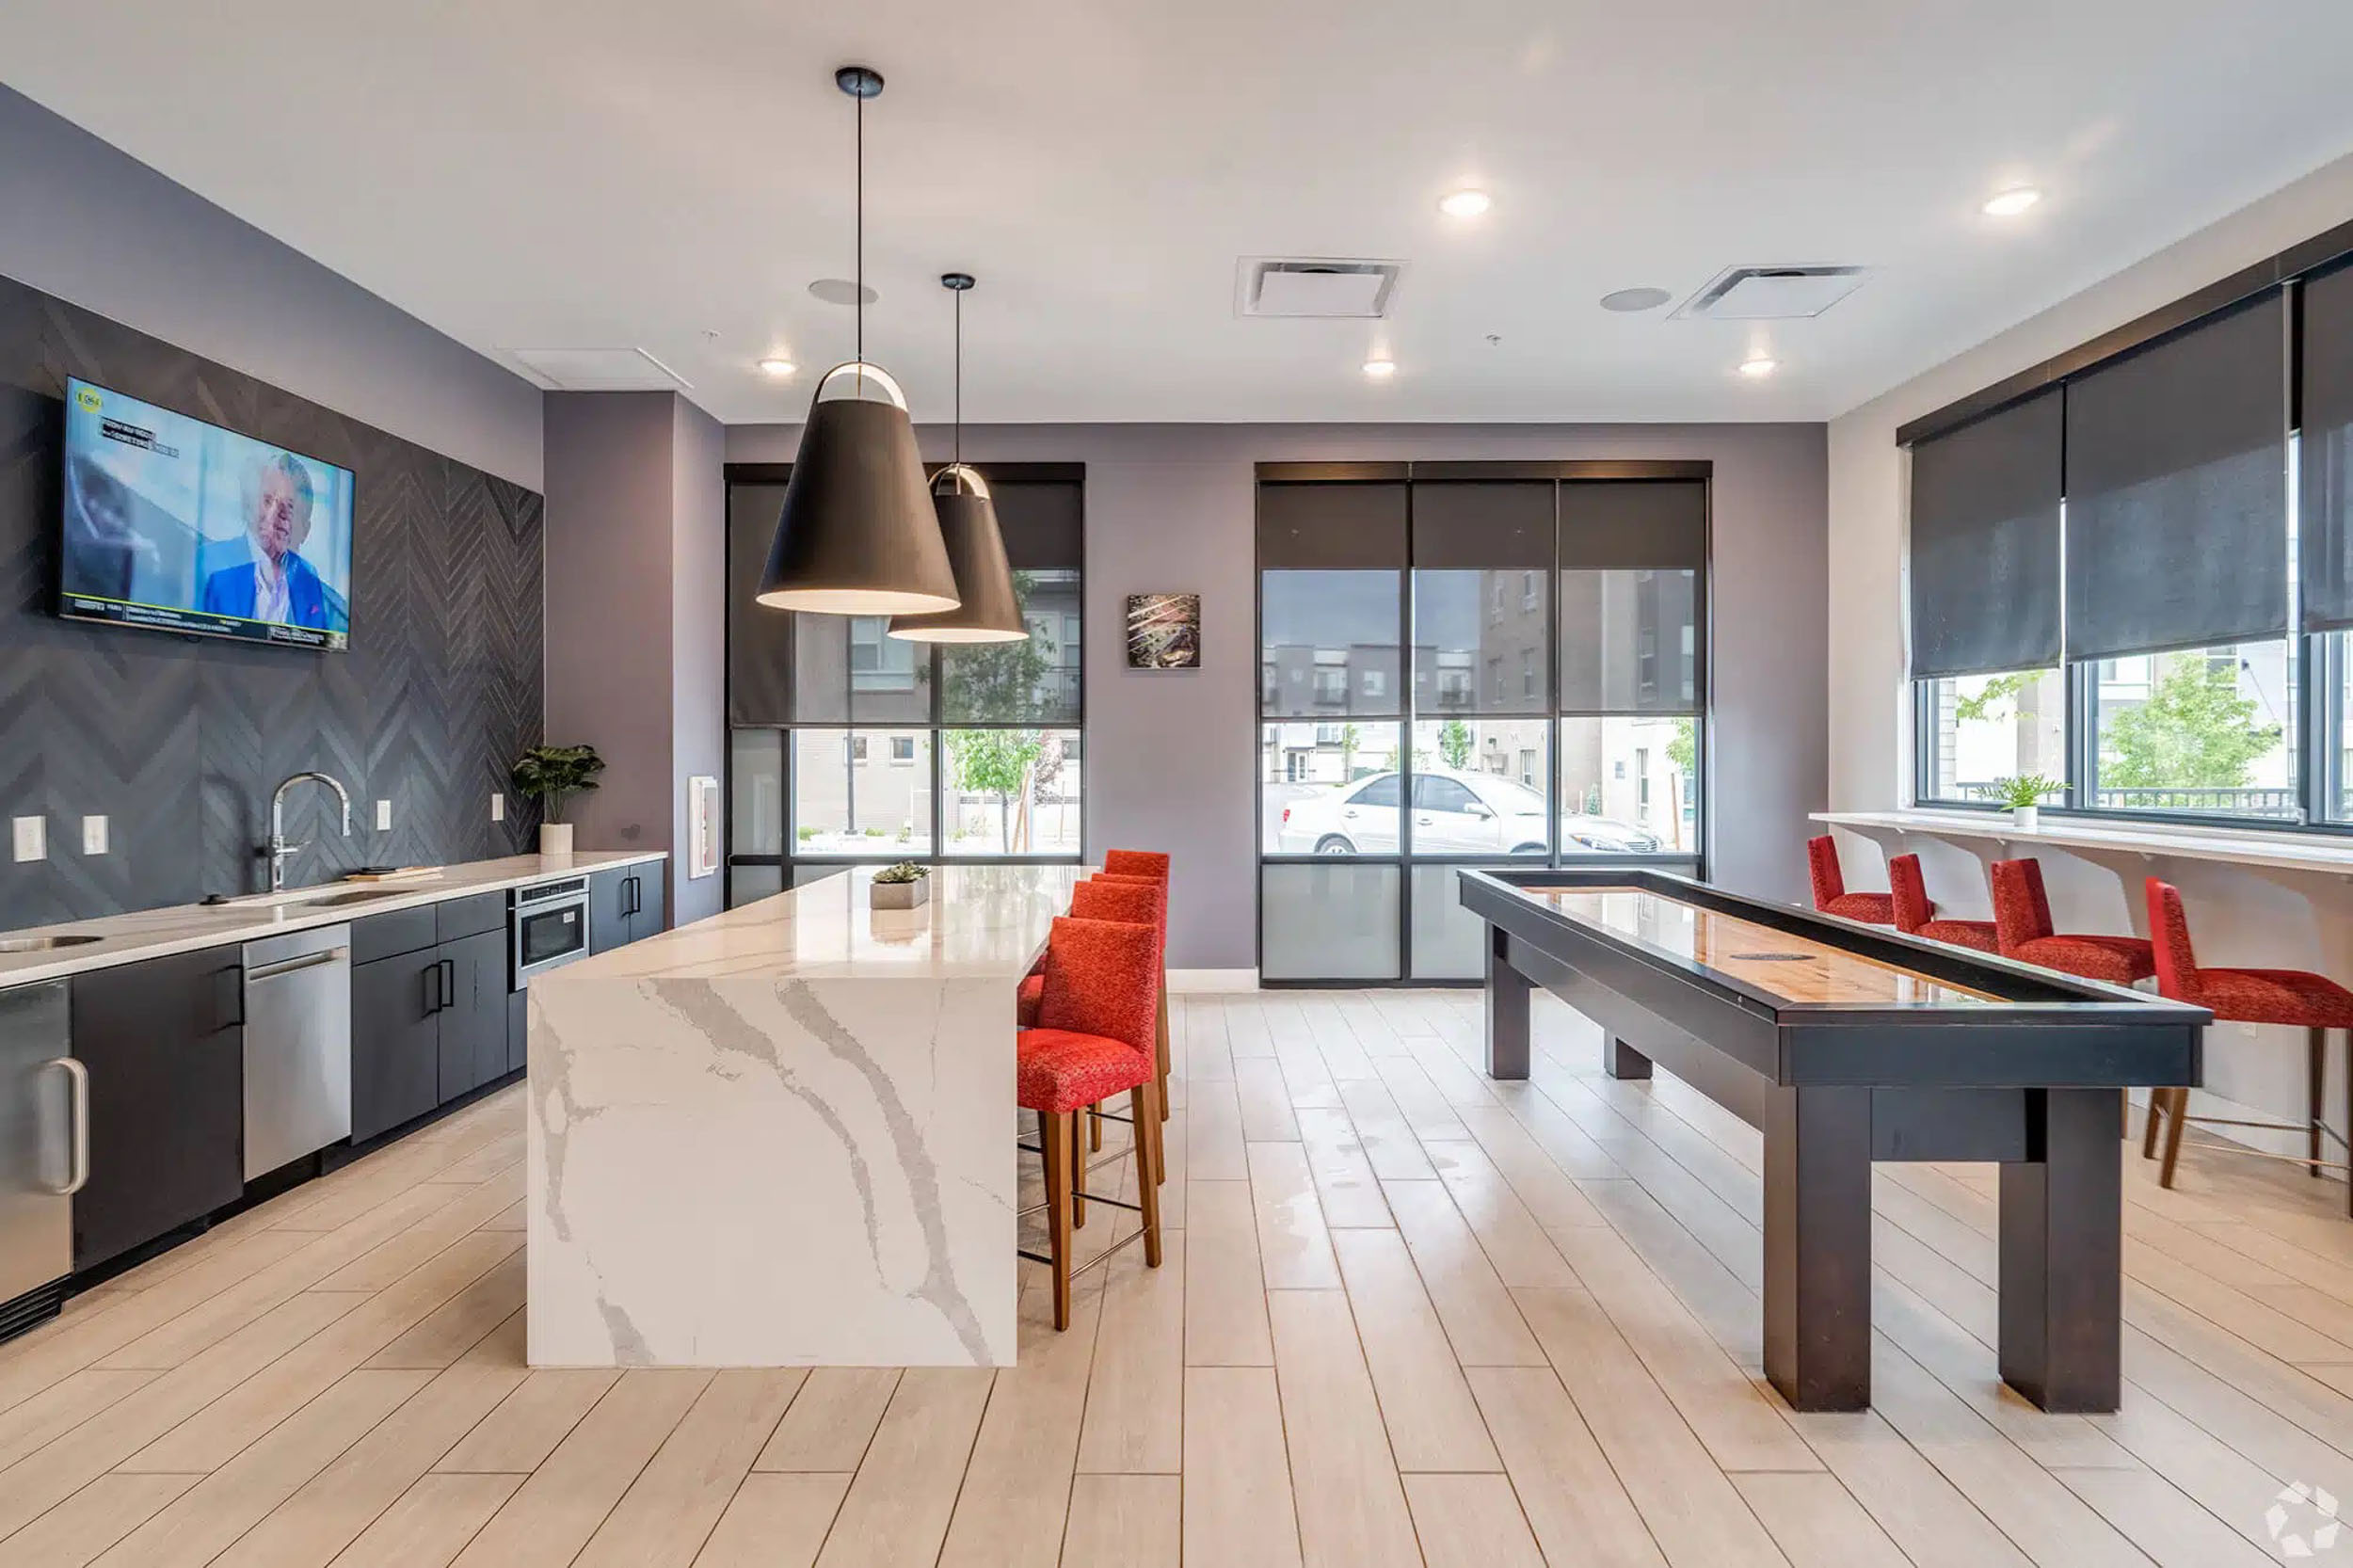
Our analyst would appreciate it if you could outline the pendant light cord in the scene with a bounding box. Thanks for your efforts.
[953,285,962,468]
[854,88,865,396]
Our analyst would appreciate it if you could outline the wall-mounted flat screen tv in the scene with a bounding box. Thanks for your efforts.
[57,377,355,650]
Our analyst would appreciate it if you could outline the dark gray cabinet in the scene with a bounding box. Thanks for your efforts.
[589,864,664,952]
[351,901,519,1143]
[68,946,244,1271]
[350,946,440,1144]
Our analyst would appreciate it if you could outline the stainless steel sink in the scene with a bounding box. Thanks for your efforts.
[0,935,103,952]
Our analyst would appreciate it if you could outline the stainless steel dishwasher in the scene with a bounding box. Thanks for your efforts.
[242,924,351,1179]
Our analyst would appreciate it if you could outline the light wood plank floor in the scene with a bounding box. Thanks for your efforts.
[8,988,2353,1565]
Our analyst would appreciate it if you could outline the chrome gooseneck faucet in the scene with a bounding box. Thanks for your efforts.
[266,771,353,891]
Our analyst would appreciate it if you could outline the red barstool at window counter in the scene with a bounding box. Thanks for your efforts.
[1807,835,1896,924]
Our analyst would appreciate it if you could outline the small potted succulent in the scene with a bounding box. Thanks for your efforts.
[512,744,606,856]
[871,860,931,910]
[1991,774,2059,833]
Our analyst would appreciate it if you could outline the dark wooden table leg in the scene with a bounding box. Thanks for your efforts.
[1999,1087,2121,1412]
[1605,1037,1653,1080]
[1484,930,1530,1080]
[1763,1085,1873,1411]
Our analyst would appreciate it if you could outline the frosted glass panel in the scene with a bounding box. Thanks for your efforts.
[1409,864,1491,982]
[1261,863,1401,981]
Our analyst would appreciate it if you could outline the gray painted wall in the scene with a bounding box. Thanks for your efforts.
[670,398,727,926]
[727,422,1829,969]
[0,85,542,490]
[545,392,727,926]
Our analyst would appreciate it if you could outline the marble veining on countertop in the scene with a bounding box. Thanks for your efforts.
[0,848,668,990]
[541,863,1088,984]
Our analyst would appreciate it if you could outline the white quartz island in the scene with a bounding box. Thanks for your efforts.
[525,863,1084,1368]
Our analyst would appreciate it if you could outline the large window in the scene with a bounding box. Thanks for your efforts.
[1909,285,2324,826]
[1257,468,1708,984]
[725,467,1085,902]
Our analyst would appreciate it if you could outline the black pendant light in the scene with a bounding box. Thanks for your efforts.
[756,66,959,617]
[888,274,1028,644]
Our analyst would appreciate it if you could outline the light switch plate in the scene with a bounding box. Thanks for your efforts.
[490,792,505,823]
[81,816,107,856]
[11,816,43,863]
[375,799,392,831]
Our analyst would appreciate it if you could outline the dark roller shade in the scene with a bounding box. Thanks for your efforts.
[1558,481,1707,569]
[728,482,793,725]
[1409,481,1553,568]
[2302,263,2353,632]
[1258,483,1409,568]
[1907,390,2062,678]
[2064,293,2288,661]
[987,479,1083,570]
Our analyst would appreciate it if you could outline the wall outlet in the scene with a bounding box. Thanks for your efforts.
[375,798,392,831]
[490,792,505,823]
[81,816,107,856]
[11,816,43,864]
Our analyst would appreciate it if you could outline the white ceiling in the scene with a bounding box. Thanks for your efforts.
[6,1,2353,425]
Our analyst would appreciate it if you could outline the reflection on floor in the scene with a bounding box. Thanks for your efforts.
[0,988,2345,1566]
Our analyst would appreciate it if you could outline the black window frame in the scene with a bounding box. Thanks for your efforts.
[1256,460,1712,988]
[723,462,1088,904]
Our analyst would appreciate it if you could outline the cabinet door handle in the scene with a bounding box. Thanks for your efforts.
[624,875,639,917]
[440,958,456,1010]
[219,966,246,1028]
[44,1058,89,1196]
[424,962,442,1016]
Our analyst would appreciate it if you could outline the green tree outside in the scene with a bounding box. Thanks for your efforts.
[1666,717,1696,776]
[2101,660,2280,791]
[945,728,1043,850]
[1437,718,1472,770]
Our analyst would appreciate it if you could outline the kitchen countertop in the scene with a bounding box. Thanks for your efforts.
[0,849,669,990]
[546,862,1087,984]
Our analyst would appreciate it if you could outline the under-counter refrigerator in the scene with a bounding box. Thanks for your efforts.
[0,982,76,1338]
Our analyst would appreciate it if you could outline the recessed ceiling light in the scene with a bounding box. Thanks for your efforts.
[757,357,797,377]
[1737,356,1778,379]
[1600,286,1672,313]
[1438,189,1492,219]
[1362,358,1399,379]
[1982,186,2042,217]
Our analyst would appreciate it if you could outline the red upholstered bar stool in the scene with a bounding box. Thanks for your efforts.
[1887,855,1998,953]
[1017,915,1166,1329]
[2142,878,2353,1202]
[1807,835,1896,924]
[1097,850,1175,1127]
[1064,877,1169,1186]
[1989,857,2154,984]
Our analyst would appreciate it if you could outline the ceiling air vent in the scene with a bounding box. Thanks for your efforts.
[505,347,693,391]
[1673,265,1868,321]
[1237,258,1405,319]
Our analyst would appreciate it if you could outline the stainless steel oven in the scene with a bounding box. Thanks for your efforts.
[512,877,591,986]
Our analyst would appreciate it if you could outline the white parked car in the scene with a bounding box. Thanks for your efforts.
[1273,768,1661,856]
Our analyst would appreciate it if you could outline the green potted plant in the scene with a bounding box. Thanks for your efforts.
[512,744,606,856]
[1991,774,2059,833]
[871,859,931,910]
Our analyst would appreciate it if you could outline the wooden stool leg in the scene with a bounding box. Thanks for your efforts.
[1071,1107,1088,1229]
[1090,1106,1104,1153]
[1156,977,1172,1124]
[2312,1026,2328,1179]
[2139,1087,2164,1160]
[2158,1086,2188,1189]
[1132,1080,1163,1268]
[1040,1109,1074,1331]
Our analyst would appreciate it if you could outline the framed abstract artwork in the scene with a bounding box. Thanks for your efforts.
[1126,593,1201,668]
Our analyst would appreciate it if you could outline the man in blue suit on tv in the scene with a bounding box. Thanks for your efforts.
[200,452,335,630]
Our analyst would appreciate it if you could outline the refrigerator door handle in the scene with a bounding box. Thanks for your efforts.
[44,1057,89,1196]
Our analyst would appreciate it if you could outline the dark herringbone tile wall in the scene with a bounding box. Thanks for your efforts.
[0,275,544,927]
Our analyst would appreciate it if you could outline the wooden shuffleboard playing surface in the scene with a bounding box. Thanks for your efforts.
[1460,865,2207,1415]
[1526,885,2001,1007]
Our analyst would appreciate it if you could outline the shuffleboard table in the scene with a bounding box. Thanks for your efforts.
[1458,867,2207,1413]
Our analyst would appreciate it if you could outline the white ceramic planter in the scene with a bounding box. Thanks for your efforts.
[2010,806,2040,833]
[871,876,930,909]
[540,822,575,856]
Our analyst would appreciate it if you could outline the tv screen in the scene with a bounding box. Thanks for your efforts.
[58,377,355,650]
